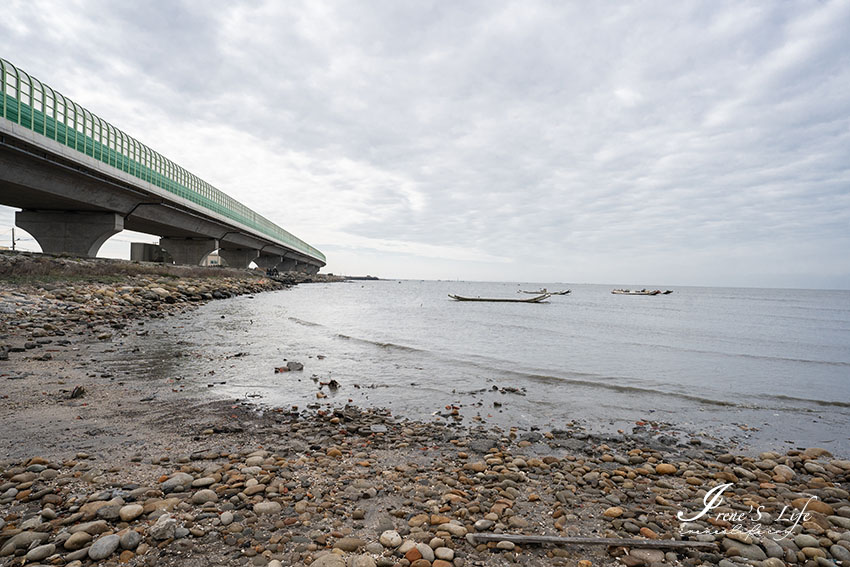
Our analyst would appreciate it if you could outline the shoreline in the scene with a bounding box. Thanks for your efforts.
[2,254,849,566]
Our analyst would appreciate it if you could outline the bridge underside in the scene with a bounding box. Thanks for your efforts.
[0,130,323,272]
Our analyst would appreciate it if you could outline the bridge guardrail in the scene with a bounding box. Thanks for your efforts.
[0,58,325,264]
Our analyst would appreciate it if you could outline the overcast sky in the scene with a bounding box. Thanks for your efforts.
[2,1,849,288]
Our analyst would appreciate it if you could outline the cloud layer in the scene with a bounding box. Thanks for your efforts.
[2,0,849,287]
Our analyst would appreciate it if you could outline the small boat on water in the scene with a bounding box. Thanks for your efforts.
[518,288,571,295]
[612,289,662,296]
[449,293,551,303]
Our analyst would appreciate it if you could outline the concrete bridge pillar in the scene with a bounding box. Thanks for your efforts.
[160,237,218,266]
[16,210,123,258]
[218,248,259,269]
[301,264,320,275]
[253,254,282,270]
[130,243,170,263]
[278,259,298,272]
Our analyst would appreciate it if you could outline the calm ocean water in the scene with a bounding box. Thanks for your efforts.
[111,281,850,454]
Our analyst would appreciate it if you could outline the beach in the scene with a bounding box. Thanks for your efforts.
[1,253,849,567]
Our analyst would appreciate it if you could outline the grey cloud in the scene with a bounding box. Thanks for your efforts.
[1,0,848,286]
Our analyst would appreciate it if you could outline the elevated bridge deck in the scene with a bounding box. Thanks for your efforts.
[0,58,324,272]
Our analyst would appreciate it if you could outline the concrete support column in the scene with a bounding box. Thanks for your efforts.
[160,237,218,266]
[279,259,298,272]
[302,264,319,275]
[131,243,168,262]
[218,248,259,269]
[16,210,123,258]
[253,254,282,270]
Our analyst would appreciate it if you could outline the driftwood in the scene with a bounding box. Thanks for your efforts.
[466,533,716,549]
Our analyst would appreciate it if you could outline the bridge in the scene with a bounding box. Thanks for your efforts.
[0,58,325,273]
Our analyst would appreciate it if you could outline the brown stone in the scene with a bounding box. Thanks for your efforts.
[639,527,658,539]
[655,463,677,475]
[802,448,832,458]
[603,506,624,518]
[792,498,833,516]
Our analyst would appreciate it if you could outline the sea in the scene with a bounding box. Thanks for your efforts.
[108,280,850,455]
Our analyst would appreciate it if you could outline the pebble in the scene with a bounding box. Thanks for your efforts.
[120,530,142,550]
[311,555,347,567]
[64,531,93,550]
[25,543,55,561]
[191,488,218,504]
[380,530,402,547]
[253,501,281,515]
[88,534,120,560]
[220,510,234,525]
[334,537,366,551]
[119,503,144,522]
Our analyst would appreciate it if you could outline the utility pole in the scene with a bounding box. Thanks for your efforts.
[10,227,14,251]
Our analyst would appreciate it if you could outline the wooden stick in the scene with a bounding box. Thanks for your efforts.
[467,533,716,549]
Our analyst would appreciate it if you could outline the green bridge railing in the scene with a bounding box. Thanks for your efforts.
[0,58,325,264]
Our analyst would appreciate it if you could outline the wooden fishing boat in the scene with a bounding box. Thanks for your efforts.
[449,293,551,303]
[611,289,661,296]
[519,288,570,295]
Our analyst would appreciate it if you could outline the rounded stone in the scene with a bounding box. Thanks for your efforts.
[191,489,218,504]
[603,506,624,518]
[119,504,144,522]
[350,555,377,567]
[831,545,850,563]
[26,543,55,562]
[120,530,142,550]
[415,542,435,561]
[333,537,366,551]
[253,501,281,515]
[88,534,121,560]
[161,472,193,492]
[310,554,346,567]
[64,531,93,550]
[380,530,402,548]
[795,534,820,549]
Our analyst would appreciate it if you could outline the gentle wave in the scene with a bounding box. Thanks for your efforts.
[335,333,425,353]
[287,317,322,327]
[327,326,849,411]
[770,395,850,408]
[493,369,747,408]
[325,329,758,409]
[614,340,850,367]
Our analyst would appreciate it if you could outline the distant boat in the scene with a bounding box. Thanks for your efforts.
[611,289,662,296]
[449,293,551,303]
[519,288,571,295]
